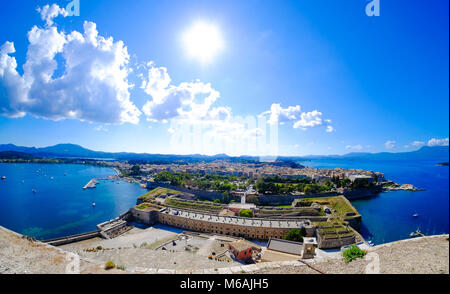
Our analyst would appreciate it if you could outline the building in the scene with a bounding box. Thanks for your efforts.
[348,175,375,183]
[301,237,318,259]
[267,238,303,256]
[131,206,316,240]
[228,240,261,261]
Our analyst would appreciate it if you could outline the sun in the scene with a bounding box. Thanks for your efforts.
[183,22,223,63]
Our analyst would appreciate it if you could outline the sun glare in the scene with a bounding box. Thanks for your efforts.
[183,22,223,63]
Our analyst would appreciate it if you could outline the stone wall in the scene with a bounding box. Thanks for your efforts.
[146,182,240,201]
[315,231,356,249]
[256,192,340,206]
[129,207,159,225]
[42,230,101,246]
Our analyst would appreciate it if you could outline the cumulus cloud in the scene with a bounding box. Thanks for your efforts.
[346,144,363,151]
[261,104,333,132]
[260,103,301,125]
[141,63,222,123]
[37,4,68,26]
[427,138,449,147]
[293,110,323,129]
[385,140,396,149]
[0,5,141,124]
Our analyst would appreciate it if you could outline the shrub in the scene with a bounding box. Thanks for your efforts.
[213,199,221,204]
[104,260,116,270]
[116,264,126,271]
[342,245,367,263]
[96,246,103,250]
[238,209,253,218]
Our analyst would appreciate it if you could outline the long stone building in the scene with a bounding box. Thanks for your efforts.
[130,206,315,240]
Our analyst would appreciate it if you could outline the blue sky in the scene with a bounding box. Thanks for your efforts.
[0,0,448,156]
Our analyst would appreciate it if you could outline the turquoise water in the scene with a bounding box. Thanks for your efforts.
[0,163,147,240]
[300,159,449,245]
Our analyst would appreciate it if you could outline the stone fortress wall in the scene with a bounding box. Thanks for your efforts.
[130,206,315,241]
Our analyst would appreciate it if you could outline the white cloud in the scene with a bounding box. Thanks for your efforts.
[293,110,323,129]
[427,138,449,147]
[0,5,141,124]
[260,103,301,125]
[141,63,221,123]
[326,125,334,133]
[260,104,333,132]
[412,141,426,147]
[346,144,363,151]
[385,140,396,149]
[37,4,68,26]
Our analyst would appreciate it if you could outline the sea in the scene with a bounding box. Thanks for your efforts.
[0,163,147,240]
[300,158,449,245]
[0,160,448,245]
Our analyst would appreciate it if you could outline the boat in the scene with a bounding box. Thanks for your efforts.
[50,177,54,180]
[1,176,6,180]
[92,202,96,207]
[410,230,423,238]
[413,213,419,217]
[32,189,36,193]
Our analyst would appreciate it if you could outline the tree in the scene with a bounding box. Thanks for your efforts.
[238,209,253,218]
[283,228,307,242]
[130,165,141,176]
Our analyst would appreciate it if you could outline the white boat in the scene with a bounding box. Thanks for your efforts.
[92,202,96,207]
[413,213,419,217]
[32,189,36,193]
[1,176,6,180]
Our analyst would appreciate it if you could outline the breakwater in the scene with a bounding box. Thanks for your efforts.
[83,178,98,189]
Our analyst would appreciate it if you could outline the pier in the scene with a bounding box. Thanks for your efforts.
[83,178,98,189]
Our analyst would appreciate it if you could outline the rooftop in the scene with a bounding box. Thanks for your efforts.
[161,207,312,229]
[267,238,303,256]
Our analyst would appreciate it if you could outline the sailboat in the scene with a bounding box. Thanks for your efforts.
[412,213,419,218]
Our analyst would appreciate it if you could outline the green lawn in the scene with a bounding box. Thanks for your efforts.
[165,198,223,211]
[300,196,358,216]
[137,187,184,201]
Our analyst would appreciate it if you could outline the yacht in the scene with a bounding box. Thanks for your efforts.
[1,176,6,180]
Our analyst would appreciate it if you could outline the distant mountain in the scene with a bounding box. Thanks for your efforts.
[0,143,448,163]
[302,146,449,162]
[0,143,244,163]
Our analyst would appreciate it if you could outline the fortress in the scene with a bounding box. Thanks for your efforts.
[129,206,316,240]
